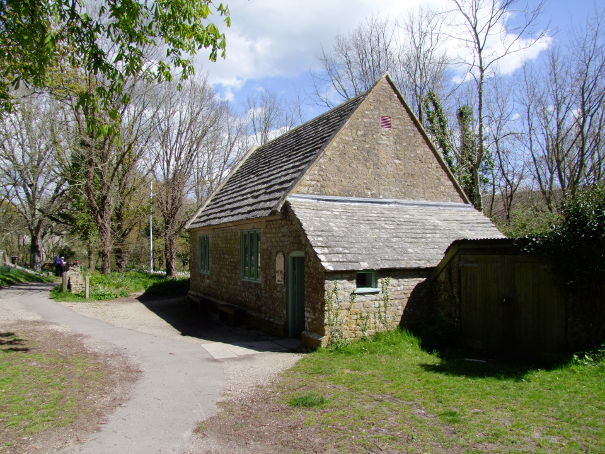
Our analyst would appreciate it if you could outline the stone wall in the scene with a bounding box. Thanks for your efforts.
[189,207,325,337]
[293,77,466,203]
[318,269,430,346]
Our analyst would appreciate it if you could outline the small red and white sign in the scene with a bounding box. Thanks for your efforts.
[380,116,392,129]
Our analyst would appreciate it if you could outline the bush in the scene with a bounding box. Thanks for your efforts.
[526,185,605,283]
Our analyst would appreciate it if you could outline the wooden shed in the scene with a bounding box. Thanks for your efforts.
[430,239,605,359]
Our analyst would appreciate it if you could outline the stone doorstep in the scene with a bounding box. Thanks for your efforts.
[201,338,299,361]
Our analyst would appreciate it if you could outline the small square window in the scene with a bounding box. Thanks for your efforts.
[355,271,379,294]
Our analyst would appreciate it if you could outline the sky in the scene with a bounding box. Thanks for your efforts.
[194,0,601,121]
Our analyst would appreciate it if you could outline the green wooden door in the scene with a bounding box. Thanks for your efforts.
[288,255,305,337]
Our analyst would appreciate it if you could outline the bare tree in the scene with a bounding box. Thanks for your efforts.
[484,80,526,221]
[398,7,449,125]
[449,0,546,209]
[151,77,235,276]
[0,94,67,269]
[314,11,449,126]
[193,110,247,205]
[313,16,397,108]
[245,89,303,146]
[520,12,605,210]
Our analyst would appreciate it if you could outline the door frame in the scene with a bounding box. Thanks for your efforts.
[288,251,305,336]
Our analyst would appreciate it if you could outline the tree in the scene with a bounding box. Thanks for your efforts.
[0,0,230,111]
[425,90,456,172]
[151,77,236,276]
[245,89,302,146]
[449,0,545,210]
[519,12,605,211]
[314,16,395,107]
[485,80,526,221]
[0,94,67,269]
[456,104,482,207]
[398,7,449,125]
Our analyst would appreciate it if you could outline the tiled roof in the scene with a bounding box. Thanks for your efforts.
[287,195,504,271]
[188,93,368,228]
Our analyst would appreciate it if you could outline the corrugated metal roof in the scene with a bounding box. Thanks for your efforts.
[287,195,504,271]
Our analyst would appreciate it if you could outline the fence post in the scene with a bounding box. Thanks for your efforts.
[85,275,90,299]
[61,273,68,292]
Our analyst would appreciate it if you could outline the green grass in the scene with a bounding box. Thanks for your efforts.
[49,270,189,301]
[0,266,51,287]
[289,393,328,408]
[278,329,605,452]
[0,331,106,448]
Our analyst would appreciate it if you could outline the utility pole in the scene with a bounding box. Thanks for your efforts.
[149,180,154,272]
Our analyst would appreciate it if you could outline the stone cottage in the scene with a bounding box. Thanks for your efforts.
[186,74,502,347]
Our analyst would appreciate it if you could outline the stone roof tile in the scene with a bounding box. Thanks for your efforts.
[188,93,368,228]
[287,195,504,271]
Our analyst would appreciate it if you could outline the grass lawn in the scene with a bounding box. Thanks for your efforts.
[49,270,189,301]
[0,325,137,453]
[0,266,51,288]
[199,329,605,453]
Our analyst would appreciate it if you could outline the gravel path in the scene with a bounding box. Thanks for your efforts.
[0,283,302,453]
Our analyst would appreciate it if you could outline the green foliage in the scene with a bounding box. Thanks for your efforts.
[0,0,230,111]
[49,270,189,301]
[0,266,50,287]
[526,185,605,283]
[456,105,481,208]
[572,343,605,368]
[498,206,560,238]
[424,91,456,173]
[288,393,328,408]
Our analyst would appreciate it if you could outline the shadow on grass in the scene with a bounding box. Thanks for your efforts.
[0,332,30,353]
[419,357,533,381]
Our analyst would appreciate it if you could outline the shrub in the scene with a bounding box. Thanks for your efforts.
[526,185,605,283]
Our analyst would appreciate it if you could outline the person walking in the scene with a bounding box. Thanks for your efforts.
[53,256,61,276]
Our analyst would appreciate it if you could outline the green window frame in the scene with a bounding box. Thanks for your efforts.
[199,234,209,274]
[241,230,261,282]
[354,270,379,294]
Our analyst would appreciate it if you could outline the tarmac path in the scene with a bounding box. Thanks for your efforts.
[0,283,301,454]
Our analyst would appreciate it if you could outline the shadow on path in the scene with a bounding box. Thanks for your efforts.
[136,295,302,353]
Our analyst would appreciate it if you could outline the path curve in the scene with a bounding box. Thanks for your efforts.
[0,283,224,454]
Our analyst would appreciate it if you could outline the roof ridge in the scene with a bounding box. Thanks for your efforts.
[287,194,473,209]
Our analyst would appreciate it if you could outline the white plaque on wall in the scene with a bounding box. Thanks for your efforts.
[275,252,285,284]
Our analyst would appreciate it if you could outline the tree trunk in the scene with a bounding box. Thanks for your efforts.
[164,231,177,277]
[98,217,112,274]
[29,227,42,271]
[114,244,128,272]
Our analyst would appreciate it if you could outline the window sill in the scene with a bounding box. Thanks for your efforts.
[242,278,261,283]
[353,287,380,294]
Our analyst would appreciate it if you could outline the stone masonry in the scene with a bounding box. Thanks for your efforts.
[320,270,430,346]
[189,207,326,337]
[293,77,467,203]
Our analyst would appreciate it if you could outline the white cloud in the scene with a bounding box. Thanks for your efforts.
[197,0,551,98]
